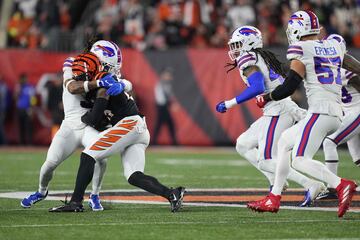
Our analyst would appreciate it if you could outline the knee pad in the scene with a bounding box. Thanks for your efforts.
[291,156,303,171]
[235,137,250,156]
[258,159,276,173]
[323,137,337,151]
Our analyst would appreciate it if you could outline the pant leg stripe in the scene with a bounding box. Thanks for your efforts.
[264,116,279,160]
[296,114,320,157]
[333,114,360,144]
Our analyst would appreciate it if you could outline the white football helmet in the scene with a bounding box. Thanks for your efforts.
[286,10,320,45]
[228,26,263,61]
[90,40,122,75]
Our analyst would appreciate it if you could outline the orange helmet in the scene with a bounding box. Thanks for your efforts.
[71,52,102,81]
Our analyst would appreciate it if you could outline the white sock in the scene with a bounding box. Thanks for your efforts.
[325,161,339,175]
[287,168,311,188]
[323,137,339,175]
[91,159,107,195]
[38,160,59,195]
[271,149,291,196]
[292,156,341,188]
[241,148,275,185]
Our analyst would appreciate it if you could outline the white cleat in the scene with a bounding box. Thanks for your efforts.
[309,181,326,201]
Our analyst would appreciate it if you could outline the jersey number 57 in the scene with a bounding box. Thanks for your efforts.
[314,56,342,85]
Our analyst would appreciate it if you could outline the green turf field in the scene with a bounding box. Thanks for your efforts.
[0,147,359,240]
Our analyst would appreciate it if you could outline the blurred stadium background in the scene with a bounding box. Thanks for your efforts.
[0,0,360,146]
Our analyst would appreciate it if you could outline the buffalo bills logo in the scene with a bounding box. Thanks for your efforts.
[289,14,304,26]
[239,28,258,36]
[95,45,115,57]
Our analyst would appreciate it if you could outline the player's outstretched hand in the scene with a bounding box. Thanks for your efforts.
[98,74,117,89]
[106,82,125,96]
[216,101,227,113]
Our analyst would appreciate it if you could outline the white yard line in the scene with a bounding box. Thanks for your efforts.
[1,219,359,229]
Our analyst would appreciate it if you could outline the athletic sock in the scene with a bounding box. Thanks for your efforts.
[271,149,291,196]
[128,171,171,199]
[325,160,339,175]
[287,168,311,188]
[91,160,107,195]
[241,148,275,185]
[38,160,58,195]
[292,156,341,188]
[323,137,339,175]
[70,153,96,203]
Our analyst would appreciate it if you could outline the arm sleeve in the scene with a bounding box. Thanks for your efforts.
[81,98,108,128]
[225,71,265,108]
[269,69,303,101]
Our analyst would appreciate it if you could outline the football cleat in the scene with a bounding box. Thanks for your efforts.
[49,201,84,213]
[299,181,326,207]
[247,193,281,213]
[316,188,337,200]
[168,187,185,213]
[336,179,357,218]
[21,191,48,208]
[88,194,104,211]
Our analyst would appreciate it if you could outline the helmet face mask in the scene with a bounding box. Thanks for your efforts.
[228,41,243,61]
[227,26,263,61]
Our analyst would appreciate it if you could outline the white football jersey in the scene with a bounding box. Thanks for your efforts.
[237,52,296,116]
[62,57,87,129]
[287,38,346,117]
[341,69,360,112]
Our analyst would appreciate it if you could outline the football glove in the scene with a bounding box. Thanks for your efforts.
[216,101,227,113]
[98,74,117,89]
[256,94,269,108]
[106,81,125,96]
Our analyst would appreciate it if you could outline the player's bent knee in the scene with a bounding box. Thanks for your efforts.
[291,156,303,171]
[323,137,337,151]
[235,137,250,155]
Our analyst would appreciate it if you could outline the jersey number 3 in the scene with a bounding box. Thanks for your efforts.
[314,56,342,85]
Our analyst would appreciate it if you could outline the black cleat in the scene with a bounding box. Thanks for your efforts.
[49,201,84,213]
[315,188,337,200]
[168,187,185,213]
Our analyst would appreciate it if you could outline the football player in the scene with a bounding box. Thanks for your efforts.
[320,36,360,198]
[21,39,123,211]
[48,46,185,213]
[216,26,325,206]
[247,11,359,217]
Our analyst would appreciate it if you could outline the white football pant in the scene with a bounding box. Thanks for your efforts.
[38,121,107,196]
[83,115,149,180]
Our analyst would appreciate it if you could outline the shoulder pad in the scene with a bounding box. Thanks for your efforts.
[236,52,257,71]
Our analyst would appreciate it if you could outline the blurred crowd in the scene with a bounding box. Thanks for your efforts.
[6,0,360,51]
[0,73,63,145]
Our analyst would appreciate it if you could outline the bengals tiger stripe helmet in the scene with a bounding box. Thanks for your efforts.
[71,52,102,81]
[90,40,122,76]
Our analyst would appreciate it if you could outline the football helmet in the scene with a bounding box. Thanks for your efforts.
[90,40,122,75]
[286,10,320,45]
[228,26,263,61]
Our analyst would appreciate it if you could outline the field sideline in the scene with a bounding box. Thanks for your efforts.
[0,147,359,240]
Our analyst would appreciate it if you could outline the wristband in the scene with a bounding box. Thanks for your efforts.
[224,98,237,109]
[96,80,100,87]
[84,81,90,93]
